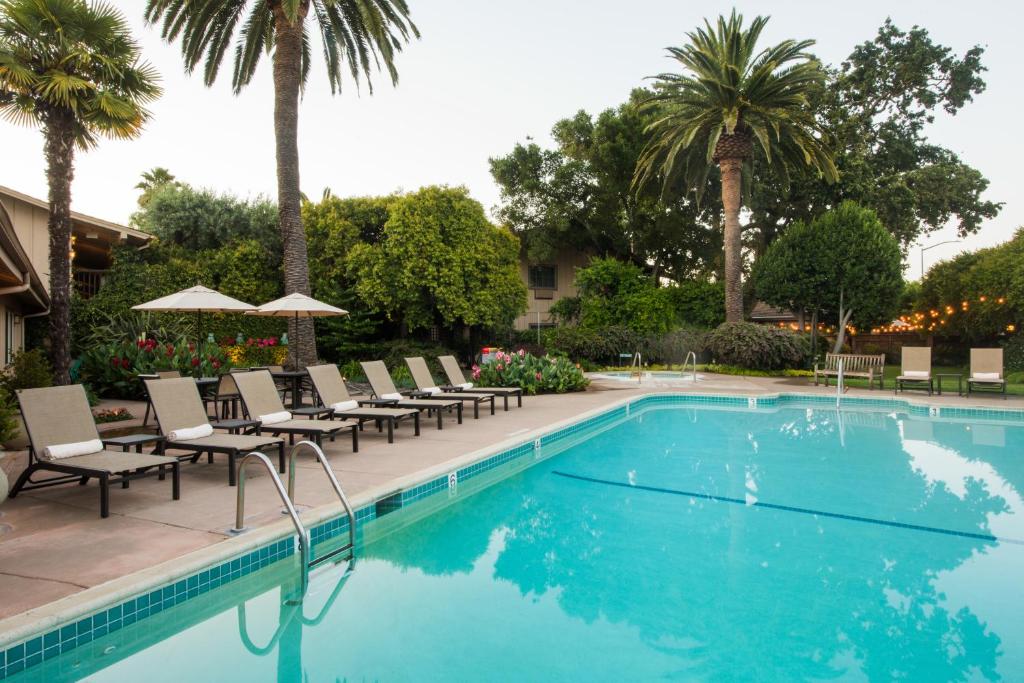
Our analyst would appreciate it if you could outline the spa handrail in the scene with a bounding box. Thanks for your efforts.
[288,440,357,568]
[231,451,311,569]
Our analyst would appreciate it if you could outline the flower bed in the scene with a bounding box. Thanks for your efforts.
[473,349,588,394]
[221,336,288,367]
[82,339,232,398]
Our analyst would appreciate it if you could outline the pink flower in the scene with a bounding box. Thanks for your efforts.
[496,364,504,371]
[535,372,542,380]
[518,349,525,357]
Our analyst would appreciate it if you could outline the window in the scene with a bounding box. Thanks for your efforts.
[528,265,556,290]
[3,309,13,365]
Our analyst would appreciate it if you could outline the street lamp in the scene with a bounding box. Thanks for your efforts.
[920,240,961,279]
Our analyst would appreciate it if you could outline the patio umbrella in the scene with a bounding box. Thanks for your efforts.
[246,292,348,368]
[132,285,254,344]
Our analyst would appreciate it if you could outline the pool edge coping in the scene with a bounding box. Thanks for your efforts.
[2,388,1023,656]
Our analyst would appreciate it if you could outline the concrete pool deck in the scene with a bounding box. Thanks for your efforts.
[1,374,1022,626]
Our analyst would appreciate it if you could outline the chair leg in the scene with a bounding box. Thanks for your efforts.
[473,400,479,419]
[351,426,359,452]
[99,474,110,518]
[457,403,463,424]
[517,392,522,407]
[228,452,237,487]
[436,409,443,430]
[278,442,286,473]
[8,462,41,498]
[171,462,181,500]
[413,412,420,436]
[490,397,495,415]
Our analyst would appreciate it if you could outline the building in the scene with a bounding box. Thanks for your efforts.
[514,248,592,331]
[0,186,151,363]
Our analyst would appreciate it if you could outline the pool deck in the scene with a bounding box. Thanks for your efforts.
[1,373,1021,628]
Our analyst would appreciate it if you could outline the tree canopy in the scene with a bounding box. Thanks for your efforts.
[347,186,527,333]
[752,202,904,350]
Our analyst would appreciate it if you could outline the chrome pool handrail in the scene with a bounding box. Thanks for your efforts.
[682,351,698,382]
[287,440,357,568]
[231,451,311,570]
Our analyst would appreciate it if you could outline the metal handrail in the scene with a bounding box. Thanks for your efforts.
[630,351,643,383]
[836,358,845,408]
[287,441,357,568]
[231,452,311,571]
[682,351,698,381]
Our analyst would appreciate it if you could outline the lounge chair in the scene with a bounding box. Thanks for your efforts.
[360,360,463,430]
[967,348,1007,399]
[438,355,523,410]
[145,377,285,486]
[404,357,495,418]
[232,370,357,450]
[306,364,421,443]
[10,385,179,518]
[895,346,933,395]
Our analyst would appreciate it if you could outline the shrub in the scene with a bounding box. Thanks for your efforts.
[1004,335,1024,372]
[707,322,808,371]
[222,337,288,367]
[642,328,711,365]
[81,339,232,398]
[544,325,643,365]
[1,349,53,393]
[473,349,588,394]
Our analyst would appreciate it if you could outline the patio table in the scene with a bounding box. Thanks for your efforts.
[271,370,308,410]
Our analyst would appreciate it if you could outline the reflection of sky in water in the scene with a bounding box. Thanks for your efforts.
[15,406,1024,682]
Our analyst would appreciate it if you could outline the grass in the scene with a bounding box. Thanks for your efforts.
[597,363,1024,396]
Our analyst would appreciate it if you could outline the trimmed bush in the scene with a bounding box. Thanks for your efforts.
[1004,334,1024,372]
[708,322,808,371]
[1,349,53,393]
[473,349,588,394]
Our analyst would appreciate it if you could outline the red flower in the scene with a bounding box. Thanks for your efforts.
[110,357,120,367]
[212,360,221,369]
[120,358,131,369]
[136,340,145,349]
[191,357,200,367]
[188,343,196,352]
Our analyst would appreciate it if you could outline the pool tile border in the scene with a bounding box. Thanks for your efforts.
[3,390,1023,679]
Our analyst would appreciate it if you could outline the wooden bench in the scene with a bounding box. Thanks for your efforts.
[814,353,885,390]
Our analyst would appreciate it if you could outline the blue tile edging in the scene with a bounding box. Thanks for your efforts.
[3,390,1022,678]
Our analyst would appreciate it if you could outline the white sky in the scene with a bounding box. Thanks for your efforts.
[1,0,1019,278]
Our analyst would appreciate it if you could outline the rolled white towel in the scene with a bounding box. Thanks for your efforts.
[380,392,403,401]
[168,423,214,441]
[43,439,104,460]
[973,372,1000,380]
[903,370,930,379]
[260,411,292,426]
[331,400,360,412]
[423,386,443,395]
[458,382,473,390]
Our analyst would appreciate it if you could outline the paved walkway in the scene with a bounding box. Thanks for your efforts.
[0,375,1020,622]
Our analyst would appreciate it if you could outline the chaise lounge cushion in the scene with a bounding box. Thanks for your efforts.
[972,372,1000,381]
[43,438,104,460]
[259,411,291,425]
[902,370,930,379]
[331,400,360,412]
[167,424,214,441]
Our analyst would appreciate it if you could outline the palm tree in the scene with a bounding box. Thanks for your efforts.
[144,0,418,367]
[0,0,161,384]
[135,166,178,206]
[635,11,837,322]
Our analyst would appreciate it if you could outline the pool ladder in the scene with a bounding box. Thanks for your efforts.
[230,441,357,581]
[682,351,698,381]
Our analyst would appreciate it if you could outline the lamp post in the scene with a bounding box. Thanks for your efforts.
[920,240,961,279]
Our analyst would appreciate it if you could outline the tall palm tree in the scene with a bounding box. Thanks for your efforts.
[135,166,177,206]
[636,11,837,322]
[0,0,161,384]
[144,0,418,367]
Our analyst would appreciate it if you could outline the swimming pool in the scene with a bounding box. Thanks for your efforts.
[4,395,1024,681]
[590,370,702,384]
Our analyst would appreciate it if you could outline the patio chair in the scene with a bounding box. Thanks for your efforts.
[438,355,523,411]
[360,360,463,430]
[210,373,242,419]
[156,370,181,379]
[306,364,421,443]
[232,370,357,450]
[895,346,933,395]
[404,357,495,419]
[145,377,285,486]
[967,348,1007,399]
[10,385,180,518]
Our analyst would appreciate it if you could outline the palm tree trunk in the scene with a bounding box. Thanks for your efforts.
[272,3,317,368]
[43,111,76,385]
[719,157,744,323]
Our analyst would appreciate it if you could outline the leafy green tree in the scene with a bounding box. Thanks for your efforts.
[347,186,526,336]
[491,89,721,282]
[302,194,394,360]
[131,182,281,255]
[917,228,1024,342]
[145,0,418,368]
[635,11,837,323]
[135,166,179,206]
[748,20,1000,251]
[0,0,161,383]
[752,202,903,353]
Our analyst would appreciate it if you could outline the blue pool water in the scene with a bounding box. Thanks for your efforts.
[9,402,1024,681]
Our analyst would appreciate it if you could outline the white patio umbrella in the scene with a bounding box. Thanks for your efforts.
[132,285,254,344]
[246,293,348,368]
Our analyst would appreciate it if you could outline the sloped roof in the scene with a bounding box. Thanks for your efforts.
[0,185,151,246]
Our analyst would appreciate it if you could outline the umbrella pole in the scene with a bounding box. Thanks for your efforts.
[293,311,298,370]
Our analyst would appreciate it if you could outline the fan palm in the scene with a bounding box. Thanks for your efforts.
[144,0,418,367]
[0,0,161,383]
[636,11,837,322]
